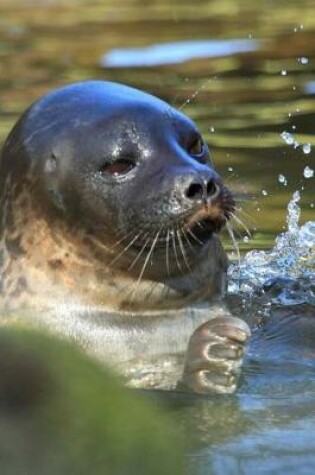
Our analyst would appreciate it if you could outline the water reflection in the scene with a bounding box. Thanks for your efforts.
[101,39,260,67]
[304,81,315,95]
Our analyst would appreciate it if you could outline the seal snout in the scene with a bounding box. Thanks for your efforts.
[184,176,220,204]
[178,171,235,242]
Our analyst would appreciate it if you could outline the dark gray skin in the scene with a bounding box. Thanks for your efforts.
[0,81,250,394]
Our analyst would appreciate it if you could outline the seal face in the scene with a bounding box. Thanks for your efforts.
[0,81,249,394]
[0,80,234,307]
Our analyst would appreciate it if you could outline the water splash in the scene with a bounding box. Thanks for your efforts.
[281,131,295,145]
[280,131,312,154]
[303,166,314,178]
[228,191,315,306]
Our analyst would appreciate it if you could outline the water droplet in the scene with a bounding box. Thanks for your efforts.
[281,69,287,76]
[281,131,295,145]
[209,126,215,133]
[303,166,314,178]
[278,174,288,185]
[299,56,309,65]
[262,189,268,196]
[228,167,233,172]
[302,143,311,154]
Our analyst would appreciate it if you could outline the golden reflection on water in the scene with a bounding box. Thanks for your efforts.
[0,0,314,250]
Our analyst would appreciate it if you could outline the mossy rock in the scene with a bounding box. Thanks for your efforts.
[0,328,185,475]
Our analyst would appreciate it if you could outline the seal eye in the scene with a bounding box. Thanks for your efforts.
[188,136,204,157]
[100,159,135,177]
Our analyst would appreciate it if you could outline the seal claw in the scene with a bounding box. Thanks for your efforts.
[178,316,251,395]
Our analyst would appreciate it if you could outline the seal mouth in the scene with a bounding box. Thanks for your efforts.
[128,215,225,255]
[129,185,234,252]
[180,208,228,248]
[186,216,223,242]
[130,209,229,252]
[181,184,234,245]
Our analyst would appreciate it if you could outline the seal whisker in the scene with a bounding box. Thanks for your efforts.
[171,228,182,272]
[226,221,241,284]
[186,228,203,246]
[109,231,144,267]
[128,233,150,271]
[230,212,252,239]
[91,226,143,254]
[181,228,195,252]
[165,228,171,276]
[136,229,161,285]
[87,235,112,254]
[235,207,257,227]
[111,227,140,250]
[127,230,161,303]
[176,228,191,272]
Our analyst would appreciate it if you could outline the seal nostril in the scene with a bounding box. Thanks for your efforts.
[185,182,204,201]
[206,180,218,197]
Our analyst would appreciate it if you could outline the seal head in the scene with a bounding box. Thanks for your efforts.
[0,81,234,311]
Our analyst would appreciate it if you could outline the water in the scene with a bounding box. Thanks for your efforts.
[162,195,315,474]
[179,196,315,474]
[0,0,314,473]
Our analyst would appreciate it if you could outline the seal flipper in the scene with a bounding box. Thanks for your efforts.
[178,315,251,395]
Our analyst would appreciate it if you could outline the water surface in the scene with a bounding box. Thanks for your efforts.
[0,1,314,474]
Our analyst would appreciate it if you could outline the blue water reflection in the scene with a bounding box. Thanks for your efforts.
[304,81,315,95]
[101,39,260,67]
[202,420,315,475]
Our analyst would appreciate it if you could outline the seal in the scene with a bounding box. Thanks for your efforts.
[0,80,250,394]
